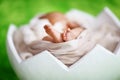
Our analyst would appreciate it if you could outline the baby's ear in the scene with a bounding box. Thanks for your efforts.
[67,22,80,29]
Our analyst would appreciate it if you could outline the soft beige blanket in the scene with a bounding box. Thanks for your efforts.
[13,23,120,66]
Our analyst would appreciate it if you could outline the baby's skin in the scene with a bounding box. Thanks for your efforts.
[40,12,85,43]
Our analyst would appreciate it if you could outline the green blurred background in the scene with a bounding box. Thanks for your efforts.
[0,0,120,79]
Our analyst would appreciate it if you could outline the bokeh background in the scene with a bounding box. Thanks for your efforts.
[0,0,120,79]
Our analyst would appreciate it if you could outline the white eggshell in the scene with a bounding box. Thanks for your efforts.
[7,7,120,80]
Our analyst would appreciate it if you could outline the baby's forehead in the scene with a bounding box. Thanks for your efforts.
[40,12,68,25]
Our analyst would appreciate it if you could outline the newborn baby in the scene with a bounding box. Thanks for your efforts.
[40,12,85,43]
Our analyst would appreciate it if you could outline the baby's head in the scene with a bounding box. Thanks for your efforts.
[40,12,68,25]
[39,12,81,31]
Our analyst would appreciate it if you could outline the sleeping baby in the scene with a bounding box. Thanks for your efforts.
[13,10,120,66]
